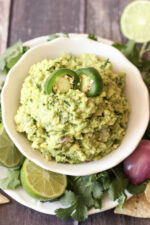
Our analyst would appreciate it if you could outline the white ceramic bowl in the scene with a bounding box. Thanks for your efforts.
[1,36,149,176]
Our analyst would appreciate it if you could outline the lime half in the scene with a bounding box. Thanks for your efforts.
[0,128,24,168]
[21,159,67,199]
[120,1,150,43]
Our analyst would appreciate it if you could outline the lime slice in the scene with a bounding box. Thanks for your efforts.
[120,1,150,43]
[0,128,24,168]
[21,159,67,199]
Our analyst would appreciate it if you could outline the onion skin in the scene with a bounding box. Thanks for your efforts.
[123,140,150,184]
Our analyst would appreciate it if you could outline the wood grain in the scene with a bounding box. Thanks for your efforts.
[8,0,86,45]
[0,190,73,225]
[81,209,150,225]
[0,0,11,53]
[85,0,131,43]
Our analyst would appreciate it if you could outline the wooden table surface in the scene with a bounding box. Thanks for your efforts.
[0,0,150,224]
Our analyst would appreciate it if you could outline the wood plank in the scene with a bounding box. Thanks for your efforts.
[85,0,131,43]
[8,0,86,45]
[81,209,150,225]
[0,189,73,225]
[0,0,11,53]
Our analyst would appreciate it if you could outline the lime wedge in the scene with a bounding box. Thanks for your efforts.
[21,159,67,199]
[0,128,24,168]
[120,1,150,43]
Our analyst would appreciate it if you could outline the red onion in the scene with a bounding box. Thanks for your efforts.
[124,140,150,184]
[58,137,69,143]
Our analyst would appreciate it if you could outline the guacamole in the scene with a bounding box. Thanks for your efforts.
[15,54,129,164]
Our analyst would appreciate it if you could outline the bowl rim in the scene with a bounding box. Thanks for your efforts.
[1,33,150,176]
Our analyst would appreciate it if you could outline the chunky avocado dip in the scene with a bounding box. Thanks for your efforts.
[15,54,129,163]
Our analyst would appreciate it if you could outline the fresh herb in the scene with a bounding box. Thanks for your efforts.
[127,181,148,195]
[108,166,128,201]
[113,40,140,68]
[47,34,60,42]
[100,59,110,70]
[47,33,70,42]
[55,165,129,221]
[88,34,98,41]
[64,100,70,106]
[112,40,150,91]
[0,169,21,190]
[117,192,127,210]
[56,190,88,221]
[62,33,69,38]
[40,198,60,203]
[0,40,28,74]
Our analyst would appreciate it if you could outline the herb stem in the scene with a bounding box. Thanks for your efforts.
[139,42,148,59]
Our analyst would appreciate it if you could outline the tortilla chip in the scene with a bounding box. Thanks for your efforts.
[0,193,10,205]
[114,193,150,218]
[145,182,150,203]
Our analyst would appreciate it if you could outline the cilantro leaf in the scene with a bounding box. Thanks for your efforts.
[72,197,88,221]
[7,52,23,69]
[113,40,140,68]
[60,190,76,206]
[0,58,6,72]
[108,178,128,201]
[100,59,110,70]
[40,198,59,203]
[0,169,21,190]
[88,34,98,41]
[117,192,127,210]
[127,181,147,195]
[47,33,69,42]
[0,40,28,74]
[56,174,104,221]
[97,171,112,190]
[56,196,88,222]
[69,175,103,209]
[55,205,75,220]
[47,34,60,42]
[108,166,128,201]
[54,164,148,221]
[92,182,103,200]
[61,33,69,38]
[113,40,150,93]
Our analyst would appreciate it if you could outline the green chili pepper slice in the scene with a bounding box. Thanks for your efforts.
[45,68,80,94]
[76,67,103,97]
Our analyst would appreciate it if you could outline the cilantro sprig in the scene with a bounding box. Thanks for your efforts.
[55,164,147,221]
[47,33,69,41]
[0,40,28,74]
[112,40,150,91]
[88,33,98,41]
[0,169,21,190]
[55,165,128,221]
